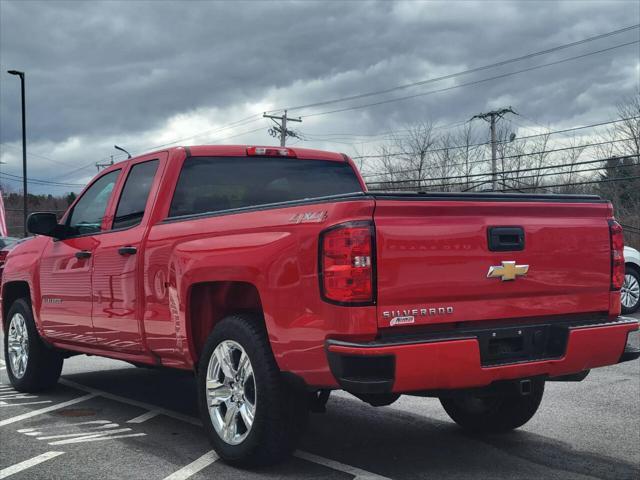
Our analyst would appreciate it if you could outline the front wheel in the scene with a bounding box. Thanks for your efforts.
[3,298,64,392]
[197,314,307,466]
[440,380,544,433]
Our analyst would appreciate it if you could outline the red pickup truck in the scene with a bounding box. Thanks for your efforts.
[2,145,638,465]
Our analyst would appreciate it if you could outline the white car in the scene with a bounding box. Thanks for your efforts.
[623,246,640,314]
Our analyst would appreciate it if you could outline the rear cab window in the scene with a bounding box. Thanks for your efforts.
[169,157,363,218]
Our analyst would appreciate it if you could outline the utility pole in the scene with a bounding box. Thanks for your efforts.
[263,110,302,147]
[96,156,114,171]
[471,107,517,191]
[7,70,27,237]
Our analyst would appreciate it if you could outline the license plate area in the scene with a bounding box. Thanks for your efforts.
[478,324,568,366]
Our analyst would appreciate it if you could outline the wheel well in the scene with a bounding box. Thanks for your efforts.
[2,281,30,329]
[188,281,263,361]
[626,262,639,275]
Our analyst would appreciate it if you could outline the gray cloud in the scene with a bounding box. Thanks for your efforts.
[0,0,638,194]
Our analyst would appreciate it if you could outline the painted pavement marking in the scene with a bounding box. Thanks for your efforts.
[0,451,65,479]
[163,450,219,480]
[0,394,96,427]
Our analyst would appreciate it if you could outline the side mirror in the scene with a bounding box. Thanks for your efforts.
[27,212,63,238]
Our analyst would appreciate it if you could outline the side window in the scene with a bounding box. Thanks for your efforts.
[113,160,159,230]
[67,169,120,236]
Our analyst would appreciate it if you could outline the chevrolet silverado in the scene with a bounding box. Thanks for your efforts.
[2,145,638,465]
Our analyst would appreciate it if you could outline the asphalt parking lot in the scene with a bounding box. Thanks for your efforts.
[1,313,639,480]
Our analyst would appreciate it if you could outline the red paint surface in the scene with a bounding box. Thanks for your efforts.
[328,322,636,392]
[1,145,635,392]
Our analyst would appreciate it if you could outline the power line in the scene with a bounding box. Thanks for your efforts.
[366,155,639,185]
[267,24,639,114]
[355,117,638,161]
[0,144,77,168]
[368,167,640,192]
[297,41,638,119]
[320,117,637,165]
[360,137,637,178]
[50,124,268,183]
[367,159,639,191]
[499,175,640,191]
[0,172,84,187]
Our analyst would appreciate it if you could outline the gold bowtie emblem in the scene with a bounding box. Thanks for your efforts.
[487,261,529,281]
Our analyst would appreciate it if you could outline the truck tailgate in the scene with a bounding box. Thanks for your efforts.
[373,193,613,329]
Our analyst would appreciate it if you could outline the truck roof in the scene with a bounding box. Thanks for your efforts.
[121,145,347,164]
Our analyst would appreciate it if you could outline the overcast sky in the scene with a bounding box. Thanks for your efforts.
[1,0,639,195]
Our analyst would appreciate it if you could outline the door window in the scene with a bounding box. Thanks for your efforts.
[113,160,159,229]
[67,169,120,236]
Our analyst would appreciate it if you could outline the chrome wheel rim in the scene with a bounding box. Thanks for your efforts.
[7,313,29,379]
[205,340,256,445]
[621,273,639,309]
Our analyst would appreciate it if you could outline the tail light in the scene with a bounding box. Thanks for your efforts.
[319,221,375,305]
[0,249,8,267]
[609,219,624,290]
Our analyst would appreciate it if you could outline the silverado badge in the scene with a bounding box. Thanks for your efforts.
[487,261,529,281]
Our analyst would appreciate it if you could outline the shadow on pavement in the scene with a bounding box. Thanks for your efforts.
[62,366,639,480]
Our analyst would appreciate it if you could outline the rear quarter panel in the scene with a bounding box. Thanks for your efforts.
[144,198,376,385]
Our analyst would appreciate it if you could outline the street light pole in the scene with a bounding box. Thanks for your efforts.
[7,70,27,237]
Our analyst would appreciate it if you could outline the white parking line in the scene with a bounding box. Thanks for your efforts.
[59,378,390,480]
[295,451,392,480]
[0,400,53,407]
[163,450,219,480]
[0,393,96,427]
[0,394,38,400]
[49,432,146,445]
[127,410,160,424]
[0,451,65,479]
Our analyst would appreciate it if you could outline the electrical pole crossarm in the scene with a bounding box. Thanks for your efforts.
[263,110,302,147]
[470,107,517,191]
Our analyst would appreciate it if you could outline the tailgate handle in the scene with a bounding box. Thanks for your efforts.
[488,227,525,251]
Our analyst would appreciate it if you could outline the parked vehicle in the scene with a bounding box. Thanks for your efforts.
[622,246,640,314]
[0,236,19,250]
[0,237,24,282]
[2,145,638,466]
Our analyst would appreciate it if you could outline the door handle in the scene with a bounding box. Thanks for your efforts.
[75,250,92,259]
[118,246,137,256]
[487,226,525,252]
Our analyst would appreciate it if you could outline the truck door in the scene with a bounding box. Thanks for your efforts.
[90,155,163,353]
[39,168,122,346]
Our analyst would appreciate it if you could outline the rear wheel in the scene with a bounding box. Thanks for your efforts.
[197,314,307,466]
[440,381,544,433]
[621,265,640,314]
[3,298,64,392]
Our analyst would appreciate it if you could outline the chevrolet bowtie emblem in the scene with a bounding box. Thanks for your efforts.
[487,261,529,281]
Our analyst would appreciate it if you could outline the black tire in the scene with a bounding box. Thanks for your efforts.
[440,381,544,433]
[621,265,640,314]
[197,313,308,466]
[3,298,64,392]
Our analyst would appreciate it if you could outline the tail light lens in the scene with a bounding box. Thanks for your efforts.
[320,222,375,305]
[609,220,624,290]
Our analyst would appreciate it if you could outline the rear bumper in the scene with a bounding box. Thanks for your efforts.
[326,316,639,394]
